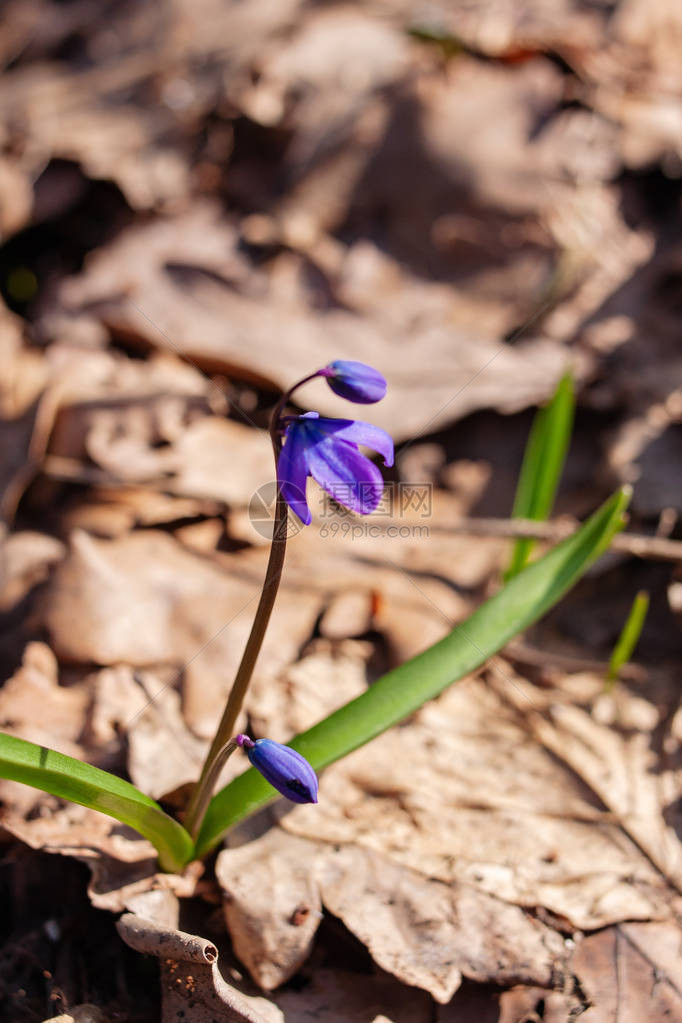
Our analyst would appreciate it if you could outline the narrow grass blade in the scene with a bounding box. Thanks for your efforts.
[606,590,649,688]
[507,372,575,578]
[0,733,194,872]
[196,487,629,858]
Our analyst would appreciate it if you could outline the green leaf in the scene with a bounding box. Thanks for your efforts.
[606,589,649,688]
[0,733,194,872]
[196,487,629,858]
[507,372,575,578]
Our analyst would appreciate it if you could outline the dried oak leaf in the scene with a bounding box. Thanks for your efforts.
[54,202,569,442]
[217,830,323,992]
[40,528,320,701]
[278,673,674,930]
[216,829,567,1002]
[38,527,326,743]
[87,665,206,801]
[586,0,682,168]
[40,488,497,739]
[0,642,88,816]
[84,412,273,507]
[492,668,682,894]
[215,667,679,1000]
[572,920,682,1022]
[0,531,65,614]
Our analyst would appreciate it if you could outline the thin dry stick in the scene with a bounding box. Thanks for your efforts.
[0,386,63,527]
[436,517,682,563]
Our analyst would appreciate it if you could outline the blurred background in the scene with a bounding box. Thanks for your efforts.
[1,2,681,1020]
[2,0,681,659]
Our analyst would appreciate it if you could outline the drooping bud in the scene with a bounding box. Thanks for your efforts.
[320,360,387,404]
[235,735,318,804]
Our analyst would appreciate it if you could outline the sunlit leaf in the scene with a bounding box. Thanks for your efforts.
[507,372,575,578]
[606,590,650,688]
[0,732,194,872]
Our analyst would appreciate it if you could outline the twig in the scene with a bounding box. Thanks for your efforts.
[503,639,646,682]
[38,458,682,562]
[436,517,682,562]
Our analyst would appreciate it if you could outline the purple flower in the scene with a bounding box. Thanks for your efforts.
[235,735,318,804]
[320,360,387,404]
[277,412,394,524]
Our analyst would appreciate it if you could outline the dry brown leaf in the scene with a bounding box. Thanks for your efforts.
[0,531,65,613]
[0,302,43,415]
[0,155,33,237]
[316,843,567,1004]
[214,662,679,999]
[53,203,571,442]
[0,29,198,211]
[238,5,409,133]
[280,674,674,932]
[39,485,498,739]
[86,665,206,800]
[573,920,682,1022]
[40,530,320,733]
[0,642,88,815]
[246,640,372,745]
[83,414,273,507]
[216,829,567,1003]
[58,487,220,539]
[46,346,212,459]
[586,0,682,167]
[217,831,323,991]
[492,669,682,893]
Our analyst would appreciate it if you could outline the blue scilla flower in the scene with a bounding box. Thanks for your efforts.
[277,412,394,524]
[319,360,387,404]
[235,735,318,803]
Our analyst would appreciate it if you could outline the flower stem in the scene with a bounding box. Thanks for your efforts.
[183,376,315,842]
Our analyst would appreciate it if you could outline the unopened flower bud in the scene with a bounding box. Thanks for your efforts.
[320,360,387,404]
[234,735,318,804]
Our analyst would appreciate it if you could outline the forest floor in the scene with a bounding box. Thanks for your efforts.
[0,2,681,1021]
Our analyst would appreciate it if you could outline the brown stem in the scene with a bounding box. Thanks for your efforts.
[184,374,320,842]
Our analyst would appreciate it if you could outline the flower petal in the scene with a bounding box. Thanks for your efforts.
[313,417,394,467]
[306,437,385,515]
[277,426,311,525]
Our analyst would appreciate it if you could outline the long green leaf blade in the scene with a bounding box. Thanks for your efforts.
[196,487,629,858]
[507,372,575,578]
[0,733,194,872]
[606,589,649,687]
